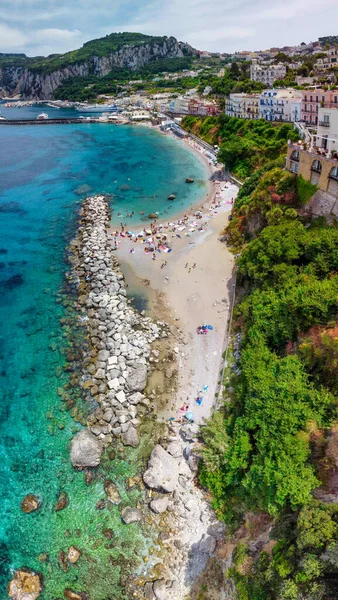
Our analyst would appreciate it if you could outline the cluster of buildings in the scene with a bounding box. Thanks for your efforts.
[286,104,338,206]
[225,88,338,124]
[250,61,287,87]
[168,96,220,116]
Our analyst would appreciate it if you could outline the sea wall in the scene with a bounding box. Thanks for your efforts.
[68,195,165,458]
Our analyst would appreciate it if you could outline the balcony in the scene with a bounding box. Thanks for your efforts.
[319,120,330,127]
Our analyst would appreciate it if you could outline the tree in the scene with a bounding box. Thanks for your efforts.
[297,506,336,551]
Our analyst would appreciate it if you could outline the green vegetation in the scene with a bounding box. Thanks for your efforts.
[0,33,161,71]
[182,115,298,179]
[296,175,317,204]
[197,61,265,96]
[199,155,338,598]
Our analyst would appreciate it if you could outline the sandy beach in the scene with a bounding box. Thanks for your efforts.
[109,133,238,425]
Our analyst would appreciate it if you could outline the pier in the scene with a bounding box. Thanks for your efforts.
[0,118,107,125]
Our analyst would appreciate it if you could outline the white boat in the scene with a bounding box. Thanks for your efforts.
[0,111,6,121]
[37,113,48,120]
[76,104,119,113]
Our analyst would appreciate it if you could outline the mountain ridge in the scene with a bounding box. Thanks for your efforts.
[0,32,198,100]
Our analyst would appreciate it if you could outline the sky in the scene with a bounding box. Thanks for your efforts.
[0,0,338,57]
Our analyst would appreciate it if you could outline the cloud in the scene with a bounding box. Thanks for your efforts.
[0,0,338,56]
[0,23,27,50]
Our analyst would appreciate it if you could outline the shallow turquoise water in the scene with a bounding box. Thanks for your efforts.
[0,123,209,598]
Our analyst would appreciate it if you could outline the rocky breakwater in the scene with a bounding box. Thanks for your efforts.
[68,195,166,463]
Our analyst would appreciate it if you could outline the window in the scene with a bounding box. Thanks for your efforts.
[335,96,338,104]
[290,150,300,161]
[316,96,319,102]
[329,166,338,180]
[322,96,325,103]
[304,104,307,112]
[311,159,322,173]
[290,161,299,173]
[324,114,330,124]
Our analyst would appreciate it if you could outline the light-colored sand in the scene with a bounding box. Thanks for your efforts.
[110,165,238,425]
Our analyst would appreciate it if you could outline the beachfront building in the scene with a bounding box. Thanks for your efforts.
[286,141,338,201]
[188,99,220,116]
[169,97,190,114]
[315,106,338,154]
[259,89,302,122]
[301,90,338,125]
[250,61,287,87]
[168,96,220,116]
[225,93,260,119]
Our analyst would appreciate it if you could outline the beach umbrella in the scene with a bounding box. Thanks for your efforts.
[185,411,195,422]
[207,325,213,330]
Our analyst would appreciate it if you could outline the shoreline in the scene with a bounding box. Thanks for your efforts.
[66,195,229,600]
[109,137,238,425]
[109,122,217,230]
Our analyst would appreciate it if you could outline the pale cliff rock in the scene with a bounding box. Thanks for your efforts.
[0,37,196,100]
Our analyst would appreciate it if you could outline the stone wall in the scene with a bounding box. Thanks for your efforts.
[286,144,338,194]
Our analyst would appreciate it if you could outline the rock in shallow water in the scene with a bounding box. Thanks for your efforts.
[70,428,103,468]
[68,546,81,564]
[8,569,42,600]
[121,507,142,524]
[21,494,40,514]
[64,590,84,600]
[55,491,69,512]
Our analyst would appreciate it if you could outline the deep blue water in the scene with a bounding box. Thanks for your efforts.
[0,121,209,598]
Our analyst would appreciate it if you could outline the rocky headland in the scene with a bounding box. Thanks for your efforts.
[0,37,196,100]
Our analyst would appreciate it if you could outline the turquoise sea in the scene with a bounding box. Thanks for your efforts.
[0,116,209,598]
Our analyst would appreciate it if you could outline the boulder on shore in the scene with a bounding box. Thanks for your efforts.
[149,496,169,514]
[143,445,179,493]
[21,494,40,514]
[121,425,139,448]
[8,569,42,600]
[126,364,147,392]
[70,428,103,468]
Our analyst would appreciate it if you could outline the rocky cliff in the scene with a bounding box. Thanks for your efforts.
[0,36,197,100]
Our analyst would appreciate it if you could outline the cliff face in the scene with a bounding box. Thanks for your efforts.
[0,37,196,100]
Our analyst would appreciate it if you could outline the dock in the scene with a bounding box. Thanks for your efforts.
[0,118,109,125]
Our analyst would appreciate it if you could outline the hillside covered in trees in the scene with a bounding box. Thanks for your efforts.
[193,117,338,599]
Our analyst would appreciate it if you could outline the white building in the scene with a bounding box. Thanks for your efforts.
[315,47,338,70]
[225,93,260,119]
[250,61,287,87]
[169,98,190,114]
[259,89,302,122]
[316,106,338,153]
